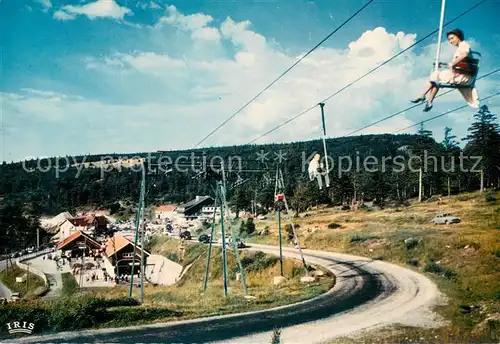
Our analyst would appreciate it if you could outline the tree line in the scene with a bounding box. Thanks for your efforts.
[0,105,498,252]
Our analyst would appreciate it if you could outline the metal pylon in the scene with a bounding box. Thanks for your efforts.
[274,166,309,276]
[202,165,249,297]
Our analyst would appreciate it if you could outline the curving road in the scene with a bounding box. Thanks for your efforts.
[0,259,13,300]
[3,244,445,344]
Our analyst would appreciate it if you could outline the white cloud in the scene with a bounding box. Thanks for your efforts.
[53,10,76,21]
[157,5,221,41]
[4,5,499,161]
[59,0,132,21]
[36,0,52,12]
[150,2,161,9]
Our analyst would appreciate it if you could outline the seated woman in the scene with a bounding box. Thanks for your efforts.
[308,153,322,180]
[411,29,480,112]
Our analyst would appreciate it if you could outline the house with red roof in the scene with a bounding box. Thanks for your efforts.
[57,214,109,242]
[153,205,177,220]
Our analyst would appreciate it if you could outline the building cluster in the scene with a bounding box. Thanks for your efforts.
[54,227,149,282]
[45,195,231,284]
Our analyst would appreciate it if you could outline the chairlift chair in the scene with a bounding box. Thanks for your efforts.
[432,51,481,89]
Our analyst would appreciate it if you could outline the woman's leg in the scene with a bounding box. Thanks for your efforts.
[427,86,439,103]
[411,82,433,103]
[423,85,439,111]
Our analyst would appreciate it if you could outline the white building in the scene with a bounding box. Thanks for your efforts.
[153,205,177,220]
[201,206,221,220]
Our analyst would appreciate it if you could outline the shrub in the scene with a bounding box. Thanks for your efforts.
[407,259,419,266]
[61,273,78,296]
[327,223,341,229]
[404,238,420,250]
[241,251,278,272]
[109,202,121,215]
[424,260,457,280]
[167,253,179,263]
[105,307,181,326]
[484,191,497,202]
[394,200,410,207]
[0,303,49,336]
[426,196,441,203]
[291,266,304,277]
[0,297,168,336]
[455,242,481,250]
[87,297,140,308]
[350,235,380,243]
[492,249,500,258]
[48,298,106,331]
[240,219,256,236]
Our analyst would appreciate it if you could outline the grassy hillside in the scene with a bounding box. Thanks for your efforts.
[248,190,500,342]
[83,237,334,323]
[1,239,334,338]
[0,265,46,298]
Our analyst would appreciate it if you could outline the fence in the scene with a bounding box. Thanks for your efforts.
[15,249,52,297]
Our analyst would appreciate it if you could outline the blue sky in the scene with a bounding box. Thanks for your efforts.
[1,0,499,163]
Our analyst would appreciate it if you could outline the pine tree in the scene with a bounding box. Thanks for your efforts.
[462,105,500,191]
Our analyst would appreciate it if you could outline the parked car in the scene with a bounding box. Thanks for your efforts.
[180,231,192,240]
[216,236,246,248]
[198,234,211,243]
[431,213,461,225]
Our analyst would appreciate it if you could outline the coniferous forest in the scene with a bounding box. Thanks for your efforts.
[1,105,499,252]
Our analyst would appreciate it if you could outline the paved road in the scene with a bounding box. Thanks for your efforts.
[4,244,444,344]
[0,259,13,299]
[0,250,52,300]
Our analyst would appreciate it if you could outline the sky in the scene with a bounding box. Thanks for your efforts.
[1,0,499,163]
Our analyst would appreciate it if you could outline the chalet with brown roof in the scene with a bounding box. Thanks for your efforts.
[102,233,150,278]
[56,230,102,258]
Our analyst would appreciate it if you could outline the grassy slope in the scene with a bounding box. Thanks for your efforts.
[247,191,500,342]
[83,237,335,325]
[0,265,45,298]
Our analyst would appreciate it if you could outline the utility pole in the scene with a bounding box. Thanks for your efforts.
[418,167,423,202]
[480,169,484,193]
[319,102,330,188]
[202,186,219,292]
[201,165,249,297]
[140,206,146,304]
[129,163,145,299]
[26,263,30,294]
[36,228,40,250]
[220,170,248,297]
[275,195,284,277]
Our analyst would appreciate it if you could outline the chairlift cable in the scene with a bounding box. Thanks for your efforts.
[392,91,500,133]
[192,0,375,148]
[247,0,486,144]
[346,68,500,136]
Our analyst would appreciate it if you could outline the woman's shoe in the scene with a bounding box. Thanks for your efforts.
[410,96,426,104]
[423,102,433,112]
